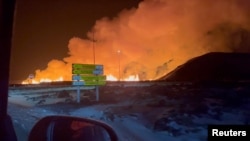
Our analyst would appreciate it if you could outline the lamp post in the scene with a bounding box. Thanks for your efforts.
[117,50,121,81]
[93,32,95,64]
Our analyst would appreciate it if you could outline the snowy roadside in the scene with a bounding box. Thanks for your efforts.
[8,83,250,141]
[68,103,249,141]
[8,100,249,141]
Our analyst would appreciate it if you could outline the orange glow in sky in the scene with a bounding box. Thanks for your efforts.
[22,0,250,84]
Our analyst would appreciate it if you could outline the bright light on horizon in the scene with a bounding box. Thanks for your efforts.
[21,74,140,84]
[107,74,139,81]
[123,75,139,81]
[22,77,64,84]
[106,74,118,81]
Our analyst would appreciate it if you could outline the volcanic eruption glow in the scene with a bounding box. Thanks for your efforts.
[106,74,118,81]
[22,76,64,84]
[22,0,250,84]
[22,75,139,84]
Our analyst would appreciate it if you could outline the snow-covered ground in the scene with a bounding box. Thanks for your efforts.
[69,104,206,141]
[7,83,250,141]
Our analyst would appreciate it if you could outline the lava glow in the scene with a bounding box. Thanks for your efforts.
[124,75,139,81]
[22,77,64,84]
[22,0,250,84]
[106,74,139,81]
[106,74,118,81]
[22,75,139,84]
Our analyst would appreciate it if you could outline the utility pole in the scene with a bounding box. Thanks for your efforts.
[92,31,99,101]
[93,32,95,64]
[117,50,121,81]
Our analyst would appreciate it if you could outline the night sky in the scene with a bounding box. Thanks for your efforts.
[10,0,142,83]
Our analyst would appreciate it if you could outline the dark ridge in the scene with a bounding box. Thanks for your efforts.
[159,52,250,82]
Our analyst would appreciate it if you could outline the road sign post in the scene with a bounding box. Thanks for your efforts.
[72,63,106,103]
[96,86,99,101]
[77,85,80,103]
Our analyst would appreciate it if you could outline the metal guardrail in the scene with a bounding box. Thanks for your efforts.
[9,85,95,95]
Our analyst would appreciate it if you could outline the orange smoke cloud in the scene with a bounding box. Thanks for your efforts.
[26,0,250,83]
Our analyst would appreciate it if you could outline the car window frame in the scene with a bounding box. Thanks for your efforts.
[0,1,18,141]
[0,0,16,118]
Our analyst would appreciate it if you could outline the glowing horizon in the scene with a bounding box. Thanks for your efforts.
[22,74,140,84]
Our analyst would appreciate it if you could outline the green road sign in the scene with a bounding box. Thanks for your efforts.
[72,69,94,74]
[72,64,103,70]
[72,63,106,86]
[72,79,106,86]
[81,75,106,81]
[84,81,106,86]
[72,75,106,81]
[72,69,103,75]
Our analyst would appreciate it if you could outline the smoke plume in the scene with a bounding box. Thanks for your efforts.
[29,0,250,82]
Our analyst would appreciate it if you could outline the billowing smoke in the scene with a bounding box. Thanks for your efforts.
[28,0,250,82]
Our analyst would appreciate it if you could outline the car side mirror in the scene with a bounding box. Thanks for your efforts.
[28,115,118,141]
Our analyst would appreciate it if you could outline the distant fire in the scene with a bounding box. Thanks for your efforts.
[22,77,64,84]
[124,75,139,81]
[106,74,139,81]
[22,74,139,84]
[106,74,118,81]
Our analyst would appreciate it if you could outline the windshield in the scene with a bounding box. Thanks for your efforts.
[9,0,250,141]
